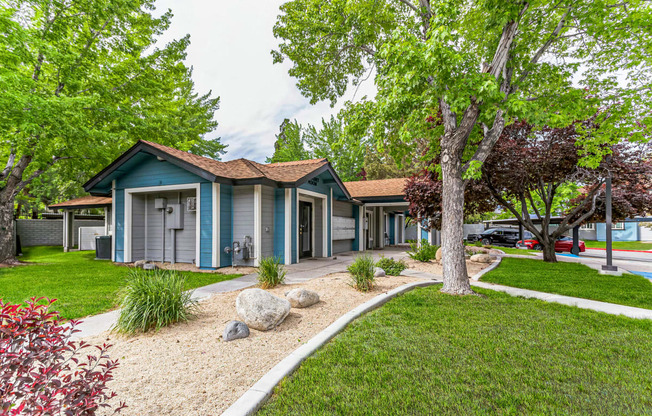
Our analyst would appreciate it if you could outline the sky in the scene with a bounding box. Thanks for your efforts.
[154,0,376,162]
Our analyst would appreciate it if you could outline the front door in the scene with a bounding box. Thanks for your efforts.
[299,201,312,258]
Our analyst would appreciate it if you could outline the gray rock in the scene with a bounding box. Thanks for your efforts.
[488,248,505,255]
[142,263,158,270]
[223,320,250,342]
[236,289,291,331]
[470,253,493,263]
[133,259,147,268]
[374,267,386,277]
[467,246,490,254]
[286,288,320,308]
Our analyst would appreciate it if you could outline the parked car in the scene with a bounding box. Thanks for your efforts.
[466,228,533,247]
[516,236,586,253]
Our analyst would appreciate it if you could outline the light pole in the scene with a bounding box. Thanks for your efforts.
[602,165,617,272]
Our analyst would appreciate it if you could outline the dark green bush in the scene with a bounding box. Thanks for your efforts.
[375,256,407,276]
[347,254,375,292]
[115,268,198,334]
[258,256,286,289]
[407,240,440,262]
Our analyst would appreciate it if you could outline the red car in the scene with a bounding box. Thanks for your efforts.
[517,236,586,253]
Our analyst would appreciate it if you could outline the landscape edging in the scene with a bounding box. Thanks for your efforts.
[221,279,441,416]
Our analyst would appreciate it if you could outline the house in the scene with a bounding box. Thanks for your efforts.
[69,140,415,268]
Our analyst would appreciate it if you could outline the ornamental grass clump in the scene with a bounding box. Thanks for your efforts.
[376,256,407,276]
[347,254,375,292]
[115,268,198,334]
[407,240,440,262]
[258,256,286,289]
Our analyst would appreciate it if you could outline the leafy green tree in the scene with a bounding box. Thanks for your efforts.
[267,119,311,163]
[305,116,367,182]
[0,0,223,263]
[273,0,652,294]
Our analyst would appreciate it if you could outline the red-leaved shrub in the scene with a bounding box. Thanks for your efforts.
[0,297,125,415]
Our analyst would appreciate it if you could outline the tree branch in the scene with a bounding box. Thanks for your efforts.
[1,151,16,181]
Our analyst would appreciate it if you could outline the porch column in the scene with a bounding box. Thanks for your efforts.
[377,207,385,249]
[62,210,73,252]
[284,189,292,265]
[254,185,262,267]
[358,205,365,251]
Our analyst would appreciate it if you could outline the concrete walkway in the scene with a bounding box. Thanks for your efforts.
[72,248,408,339]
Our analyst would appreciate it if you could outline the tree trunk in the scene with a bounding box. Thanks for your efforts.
[0,192,16,264]
[541,240,557,263]
[440,145,473,295]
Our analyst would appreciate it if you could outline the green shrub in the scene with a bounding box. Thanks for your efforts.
[347,254,375,292]
[115,269,198,334]
[474,241,483,247]
[258,256,286,289]
[375,256,407,276]
[407,240,440,262]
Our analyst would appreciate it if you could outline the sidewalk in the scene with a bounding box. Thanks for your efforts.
[72,248,408,339]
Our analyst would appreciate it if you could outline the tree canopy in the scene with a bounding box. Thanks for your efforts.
[273,0,652,294]
[0,0,223,261]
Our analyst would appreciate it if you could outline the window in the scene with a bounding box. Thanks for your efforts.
[612,222,625,230]
[580,223,595,231]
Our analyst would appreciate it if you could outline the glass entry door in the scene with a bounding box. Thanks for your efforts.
[299,201,312,258]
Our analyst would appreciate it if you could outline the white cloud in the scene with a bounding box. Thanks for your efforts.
[154,0,375,162]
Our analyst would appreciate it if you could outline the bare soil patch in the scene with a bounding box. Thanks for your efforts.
[404,257,491,277]
[92,272,427,415]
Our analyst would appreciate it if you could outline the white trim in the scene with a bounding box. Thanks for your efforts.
[358,205,365,251]
[329,188,333,256]
[296,188,329,261]
[103,207,108,236]
[123,183,201,265]
[394,214,398,246]
[284,189,292,265]
[417,221,422,247]
[363,202,409,207]
[212,183,220,268]
[254,185,262,266]
[111,180,116,261]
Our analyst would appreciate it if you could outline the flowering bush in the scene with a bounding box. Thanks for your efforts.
[0,297,125,415]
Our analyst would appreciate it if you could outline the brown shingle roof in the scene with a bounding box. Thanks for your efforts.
[344,178,408,198]
[140,140,328,183]
[49,196,112,209]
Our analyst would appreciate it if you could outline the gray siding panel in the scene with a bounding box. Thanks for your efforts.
[333,200,353,218]
[131,194,146,261]
[333,239,352,254]
[233,186,255,266]
[261,186,275,259]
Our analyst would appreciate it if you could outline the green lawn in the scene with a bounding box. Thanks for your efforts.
[482,257,652,309]
[259,286,652,415]
[0,246,241,319]
[583,240,652,251]
[491,245,537,256]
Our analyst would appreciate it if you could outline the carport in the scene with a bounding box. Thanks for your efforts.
[49,196,112,252]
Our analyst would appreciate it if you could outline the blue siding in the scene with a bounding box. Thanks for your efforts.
[199,183,213,268]
[220,185,233,267]
[596,222,638,241]
[114,189,125,262]
[389,214,396,245]
[118,154,205,189]
[291,189,297,263]
[274,189,285,261]
[421,227,428,242]
[299,171,333,257]
[353,205,360,251]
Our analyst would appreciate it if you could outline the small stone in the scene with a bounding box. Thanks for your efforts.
[466,246,490,254]
[223,320,250,342]
[236,289,291,331]
[470,253,493,263]
[133,259,147,268]
[142,263,158,270]
[435,247,443,261]
[374,267,386,277]
[286,289,320,308]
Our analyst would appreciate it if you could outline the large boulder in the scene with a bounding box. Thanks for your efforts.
[236,289,291,331]
[223,320,250,342]
[374,267,386,277]
[285,288,320,308]
[470,253,493,263]
[488,248,505,255]
[435,247,443,262]
[466,246,490,254]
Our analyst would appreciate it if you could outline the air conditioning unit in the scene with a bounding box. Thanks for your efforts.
[186,196,197,212]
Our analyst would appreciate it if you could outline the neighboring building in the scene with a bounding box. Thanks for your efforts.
[70,140,413,268]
